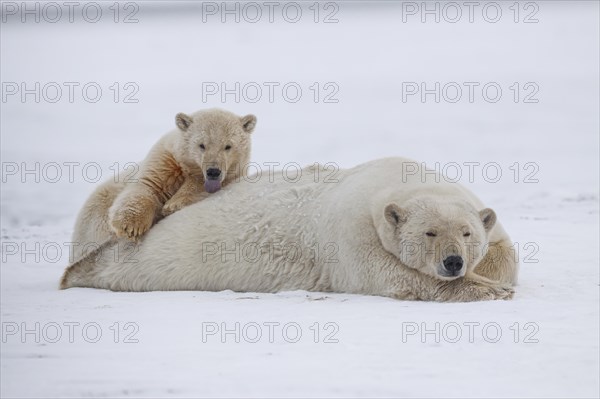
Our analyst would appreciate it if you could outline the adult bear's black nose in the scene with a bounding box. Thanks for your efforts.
[206,168,221,180]
[443,255,464,273]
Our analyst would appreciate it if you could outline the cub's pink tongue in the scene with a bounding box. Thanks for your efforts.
[204,179,222,193]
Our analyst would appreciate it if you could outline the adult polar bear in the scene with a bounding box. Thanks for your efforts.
[61,158,518,302]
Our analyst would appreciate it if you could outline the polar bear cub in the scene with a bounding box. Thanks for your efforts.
[70,108,256,260]
[108,108,256,239]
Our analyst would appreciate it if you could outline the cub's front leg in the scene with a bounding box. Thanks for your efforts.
[109,185,163,240]
[162,176,208,216]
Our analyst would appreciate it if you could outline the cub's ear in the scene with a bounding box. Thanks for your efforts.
[479,208,497,232]
[240,114,257,133]
[384,203,407,227]
[176,112,193,132]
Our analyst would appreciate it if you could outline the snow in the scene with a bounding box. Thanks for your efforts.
[1,1,599,397]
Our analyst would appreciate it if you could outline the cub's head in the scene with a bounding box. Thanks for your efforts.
[376,196,497,280]
[175,108,256,193]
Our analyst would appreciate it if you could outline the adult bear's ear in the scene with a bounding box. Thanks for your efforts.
[479,208,497,232]
[176,112,193,132]
[240,114,257,133]
[384,203,407,228]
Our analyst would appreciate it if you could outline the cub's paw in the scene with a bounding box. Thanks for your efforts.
[162,193,206,217]
[162,198,189,217]
[110,204,155,240]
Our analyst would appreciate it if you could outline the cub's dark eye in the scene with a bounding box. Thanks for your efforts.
[225,145,232,150]
[426,232,436,237]
[464,232,471,237]
[199,144,205,150]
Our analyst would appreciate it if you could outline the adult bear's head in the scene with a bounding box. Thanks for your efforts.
[375,196,497,280]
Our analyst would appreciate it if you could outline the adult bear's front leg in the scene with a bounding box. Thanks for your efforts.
[434,273,515,302]
[473,239,519,286]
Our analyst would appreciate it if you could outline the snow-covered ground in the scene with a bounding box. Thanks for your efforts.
[1,1,599,397]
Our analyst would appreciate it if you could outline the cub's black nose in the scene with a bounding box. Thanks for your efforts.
[443,255,464,273]
[206,168,221,180]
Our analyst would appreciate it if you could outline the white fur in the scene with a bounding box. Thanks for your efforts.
[61,157,518,302]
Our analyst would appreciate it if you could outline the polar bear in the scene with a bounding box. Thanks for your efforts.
[61,157,518,302]
[70,108,256,261]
